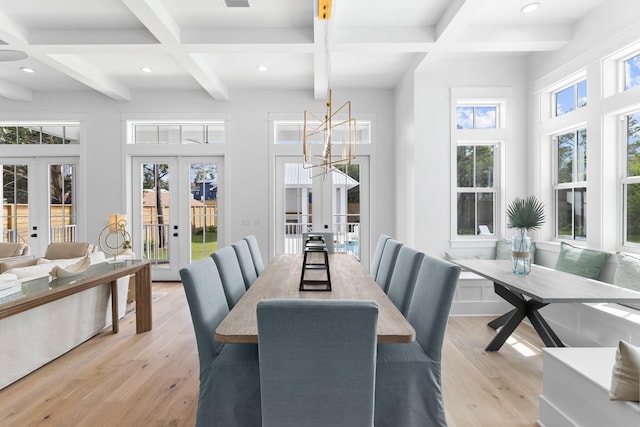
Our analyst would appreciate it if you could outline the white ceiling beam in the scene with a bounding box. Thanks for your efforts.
[313,17,330,100]
[121,0,228,100]
[0,78,32,102]
[29,29,159,45]
[181,28,313,46]
[417,0,491,71]
[46,54,131,101]
[0,11,130,101]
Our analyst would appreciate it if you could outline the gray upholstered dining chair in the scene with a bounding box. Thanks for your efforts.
[385,245,425,316]
[374,238,403,293]
[244,234,265,275]
[257,299,379,427]
[180,257,261,427]
[370,234,391,279]
[232,239,258,289]
[375,254,460,427]
[211,246,246,308]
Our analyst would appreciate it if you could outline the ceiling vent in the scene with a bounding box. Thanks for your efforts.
[224,0,250,7]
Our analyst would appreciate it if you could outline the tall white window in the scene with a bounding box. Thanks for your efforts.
[456,143,498,235]
[452,98,505,239]
[623,112,640,246]
[554,128,587,240]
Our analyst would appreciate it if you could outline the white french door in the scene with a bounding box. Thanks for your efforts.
[1,157,80,256]
[274,156,370,266]
[132,156,223,281]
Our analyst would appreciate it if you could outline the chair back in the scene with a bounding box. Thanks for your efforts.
[375,239,403,293]
[386,246,425,316]
[232,239,258,289]
[211,246,246,308]
[179,257,228,372]
[257,299,378,427]
[407,255,460,361]
[370,234,391,279]
[244,234,265,275]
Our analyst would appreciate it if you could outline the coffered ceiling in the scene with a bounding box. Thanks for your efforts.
[0,0,607,102]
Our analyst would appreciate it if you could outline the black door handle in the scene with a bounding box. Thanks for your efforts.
[30,233,37,238]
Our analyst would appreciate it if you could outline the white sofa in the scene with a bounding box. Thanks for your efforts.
[0,250,130,389]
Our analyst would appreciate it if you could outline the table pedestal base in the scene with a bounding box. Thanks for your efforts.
[486,282,564,352]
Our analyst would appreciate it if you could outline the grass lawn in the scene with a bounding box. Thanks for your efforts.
[191,230,218,260]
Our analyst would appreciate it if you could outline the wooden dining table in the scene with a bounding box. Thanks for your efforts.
[215,253,416,344]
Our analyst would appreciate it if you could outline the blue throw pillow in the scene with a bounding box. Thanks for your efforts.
[554,241,609,279]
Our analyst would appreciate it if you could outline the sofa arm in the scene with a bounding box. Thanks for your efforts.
[0,256,37,273]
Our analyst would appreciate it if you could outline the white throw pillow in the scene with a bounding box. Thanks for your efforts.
[609,340,640,402]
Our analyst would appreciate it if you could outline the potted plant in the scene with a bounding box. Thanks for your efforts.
[506,196,545,274]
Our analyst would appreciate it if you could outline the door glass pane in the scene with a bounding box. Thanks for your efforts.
[574,188,587,239]
[477,193,494,234]
[49,163,76,242]
[474,106,497,129]
[142,163,170,265]
[284,162,312,254]
[475,145,494,187]
[556,86,575,116]
[42,126,65,144]
[557,132,575,183]
[457,146,473,187]
[627,183,640,244]
[2,164,29,245]
[333,164,359,258]
[190,162,218,261]
[457,193,476,235]
[577,129,587,182]
[556,189,573,238]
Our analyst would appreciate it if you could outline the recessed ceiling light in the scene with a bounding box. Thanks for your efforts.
[257,65,267,72]
[520,2,540,14]
[0,50,28,62]
[20,67,35,73]
[140,67,153,73]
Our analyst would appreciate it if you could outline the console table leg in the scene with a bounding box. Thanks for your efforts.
[111,280,119,334]
[135,264,152,333]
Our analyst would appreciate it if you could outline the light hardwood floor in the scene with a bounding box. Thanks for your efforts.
[0,282,543,426]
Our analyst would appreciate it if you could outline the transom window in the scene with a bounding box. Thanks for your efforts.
[554,128,587,240]
[624,53,640,91]
[131,123,225,144]
[0,123,80,144]
[623,112,640,245]
[456,105,498,129]
[456,144,497,236]
[273,121,371,145]
[554,80,587,116]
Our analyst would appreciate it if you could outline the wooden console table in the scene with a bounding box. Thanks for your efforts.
[0,260,152,334]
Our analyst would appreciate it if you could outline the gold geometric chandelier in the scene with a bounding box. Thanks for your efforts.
[303,89,357,177]
[303,0,356,177]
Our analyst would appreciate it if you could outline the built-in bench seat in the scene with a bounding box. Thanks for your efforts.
[539,347,640,427]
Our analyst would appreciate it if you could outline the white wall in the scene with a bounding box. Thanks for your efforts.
[0,88,395,265]
[392,68,415,245]
[405,55,528,257]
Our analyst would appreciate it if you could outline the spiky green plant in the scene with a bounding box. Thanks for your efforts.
[506,196,545,231]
